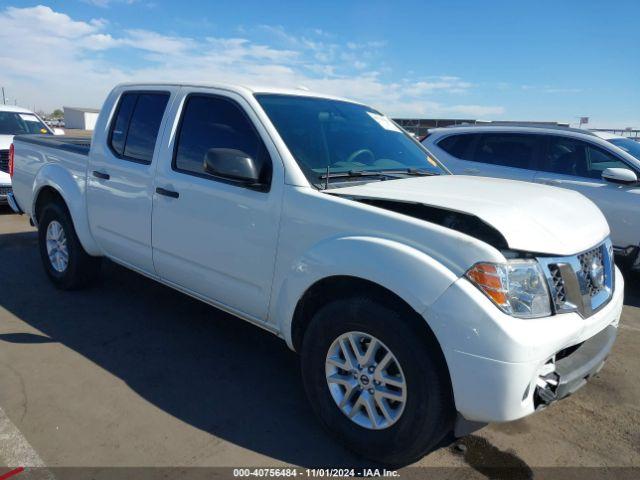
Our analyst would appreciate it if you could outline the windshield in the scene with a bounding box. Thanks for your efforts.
[0,111,51,135]
[610,138,640,161]
[255,94,447,186]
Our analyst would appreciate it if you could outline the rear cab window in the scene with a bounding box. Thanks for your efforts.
[109,91,170,164]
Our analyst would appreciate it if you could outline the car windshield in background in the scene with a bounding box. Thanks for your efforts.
[255,94,446,186]
[0,112,51,135]
[609,138,640,161]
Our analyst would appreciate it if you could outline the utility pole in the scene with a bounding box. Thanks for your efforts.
[1,87,5,105]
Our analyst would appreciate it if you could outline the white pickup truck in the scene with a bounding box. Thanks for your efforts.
[8,83,623,465]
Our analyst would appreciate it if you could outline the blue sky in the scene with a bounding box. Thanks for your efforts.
[0,0,638,127]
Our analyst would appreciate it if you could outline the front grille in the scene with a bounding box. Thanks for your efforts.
[549,265,566,305]
[0,150,8,173]
[538,240,613,318]
[578,246,605,297]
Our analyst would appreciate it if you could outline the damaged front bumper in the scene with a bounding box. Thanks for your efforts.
[534,325,617,407]
[429,266,623,424]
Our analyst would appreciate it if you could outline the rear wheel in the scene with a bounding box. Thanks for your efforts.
[300,294,454,466]
[38,202,101,289]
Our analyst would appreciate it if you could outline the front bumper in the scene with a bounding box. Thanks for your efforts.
[427,266,624,423]
[534,324,616,406]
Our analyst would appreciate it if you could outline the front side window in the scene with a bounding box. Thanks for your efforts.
[109,92,169,164]
[174,95,270,180]
[256,94,446,186]
[472,133,540,169]
[0,111,51,135]
[544,137,629,179]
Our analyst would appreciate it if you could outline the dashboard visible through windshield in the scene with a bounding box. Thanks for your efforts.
[255,94,447,186]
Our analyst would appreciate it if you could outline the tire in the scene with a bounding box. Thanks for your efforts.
[38,201,101,290]
[300,294,455,466]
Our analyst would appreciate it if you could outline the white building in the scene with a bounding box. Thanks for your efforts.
[63,106,100,130]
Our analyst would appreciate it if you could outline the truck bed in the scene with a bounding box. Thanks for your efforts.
[15,134,91,156]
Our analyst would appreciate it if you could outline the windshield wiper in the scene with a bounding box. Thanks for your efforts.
[319,168,436,180]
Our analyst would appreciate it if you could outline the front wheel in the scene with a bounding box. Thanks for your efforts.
[38,202,101,290]
[300,294,454,466]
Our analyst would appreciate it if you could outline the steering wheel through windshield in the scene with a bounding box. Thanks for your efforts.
[346,149,375,165]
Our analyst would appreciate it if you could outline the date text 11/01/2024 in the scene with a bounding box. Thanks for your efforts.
[233,468,399,477]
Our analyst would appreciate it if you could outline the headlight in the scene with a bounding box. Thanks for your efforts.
[466,259,552,318]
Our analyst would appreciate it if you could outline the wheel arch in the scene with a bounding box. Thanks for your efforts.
[272,235,458,350]
[291,276,421,352]
[32,168,101,256]
[291,275,454,403]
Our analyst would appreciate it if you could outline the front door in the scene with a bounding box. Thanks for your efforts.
[151,88,283,321]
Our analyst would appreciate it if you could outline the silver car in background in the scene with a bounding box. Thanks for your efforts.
[423,125,640,270]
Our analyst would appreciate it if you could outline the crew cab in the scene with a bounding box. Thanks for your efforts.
[8,83,624,465]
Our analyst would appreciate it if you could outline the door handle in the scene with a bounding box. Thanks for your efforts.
[92,170,110,180]
[156,187,179,199]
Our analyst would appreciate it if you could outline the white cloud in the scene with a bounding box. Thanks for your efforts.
[0,5,504,119]
[83,0,139,8]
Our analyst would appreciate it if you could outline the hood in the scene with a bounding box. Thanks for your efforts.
[0,135,14,150]
[329,175,609,256]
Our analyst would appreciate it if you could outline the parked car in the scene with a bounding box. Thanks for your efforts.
[592,131,640,161]
[423,125,640,270]
[0,105,61,205]
[9,83,623,465]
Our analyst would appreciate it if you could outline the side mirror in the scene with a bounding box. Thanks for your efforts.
[203,148,267,190]
[52,128,65,136]
[602,167,637,184]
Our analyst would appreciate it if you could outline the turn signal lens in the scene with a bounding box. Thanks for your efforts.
[466,260,552,319]
[466,263,509,307]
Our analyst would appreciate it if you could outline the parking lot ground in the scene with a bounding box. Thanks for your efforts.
[0,206,639,476]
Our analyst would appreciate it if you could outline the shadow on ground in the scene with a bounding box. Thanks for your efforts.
[623,269,640,308]
[0,226,386,468]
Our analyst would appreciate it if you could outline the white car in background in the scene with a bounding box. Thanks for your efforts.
[422,125,640,270]
[0,105,61,205]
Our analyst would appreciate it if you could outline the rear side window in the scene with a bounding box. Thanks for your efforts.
[473,133,540,169]
[437,133,478,160]
[173,95,269,180]
[109,92,169,164]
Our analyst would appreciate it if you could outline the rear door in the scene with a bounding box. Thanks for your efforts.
[151,87,284,321]
[533,135,640,249]
[86,87,175,274]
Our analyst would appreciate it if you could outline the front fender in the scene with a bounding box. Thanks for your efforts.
[272,235,459,349]
[32,164,101,256]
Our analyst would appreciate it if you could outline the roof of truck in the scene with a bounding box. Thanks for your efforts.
[115,82,363,105]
